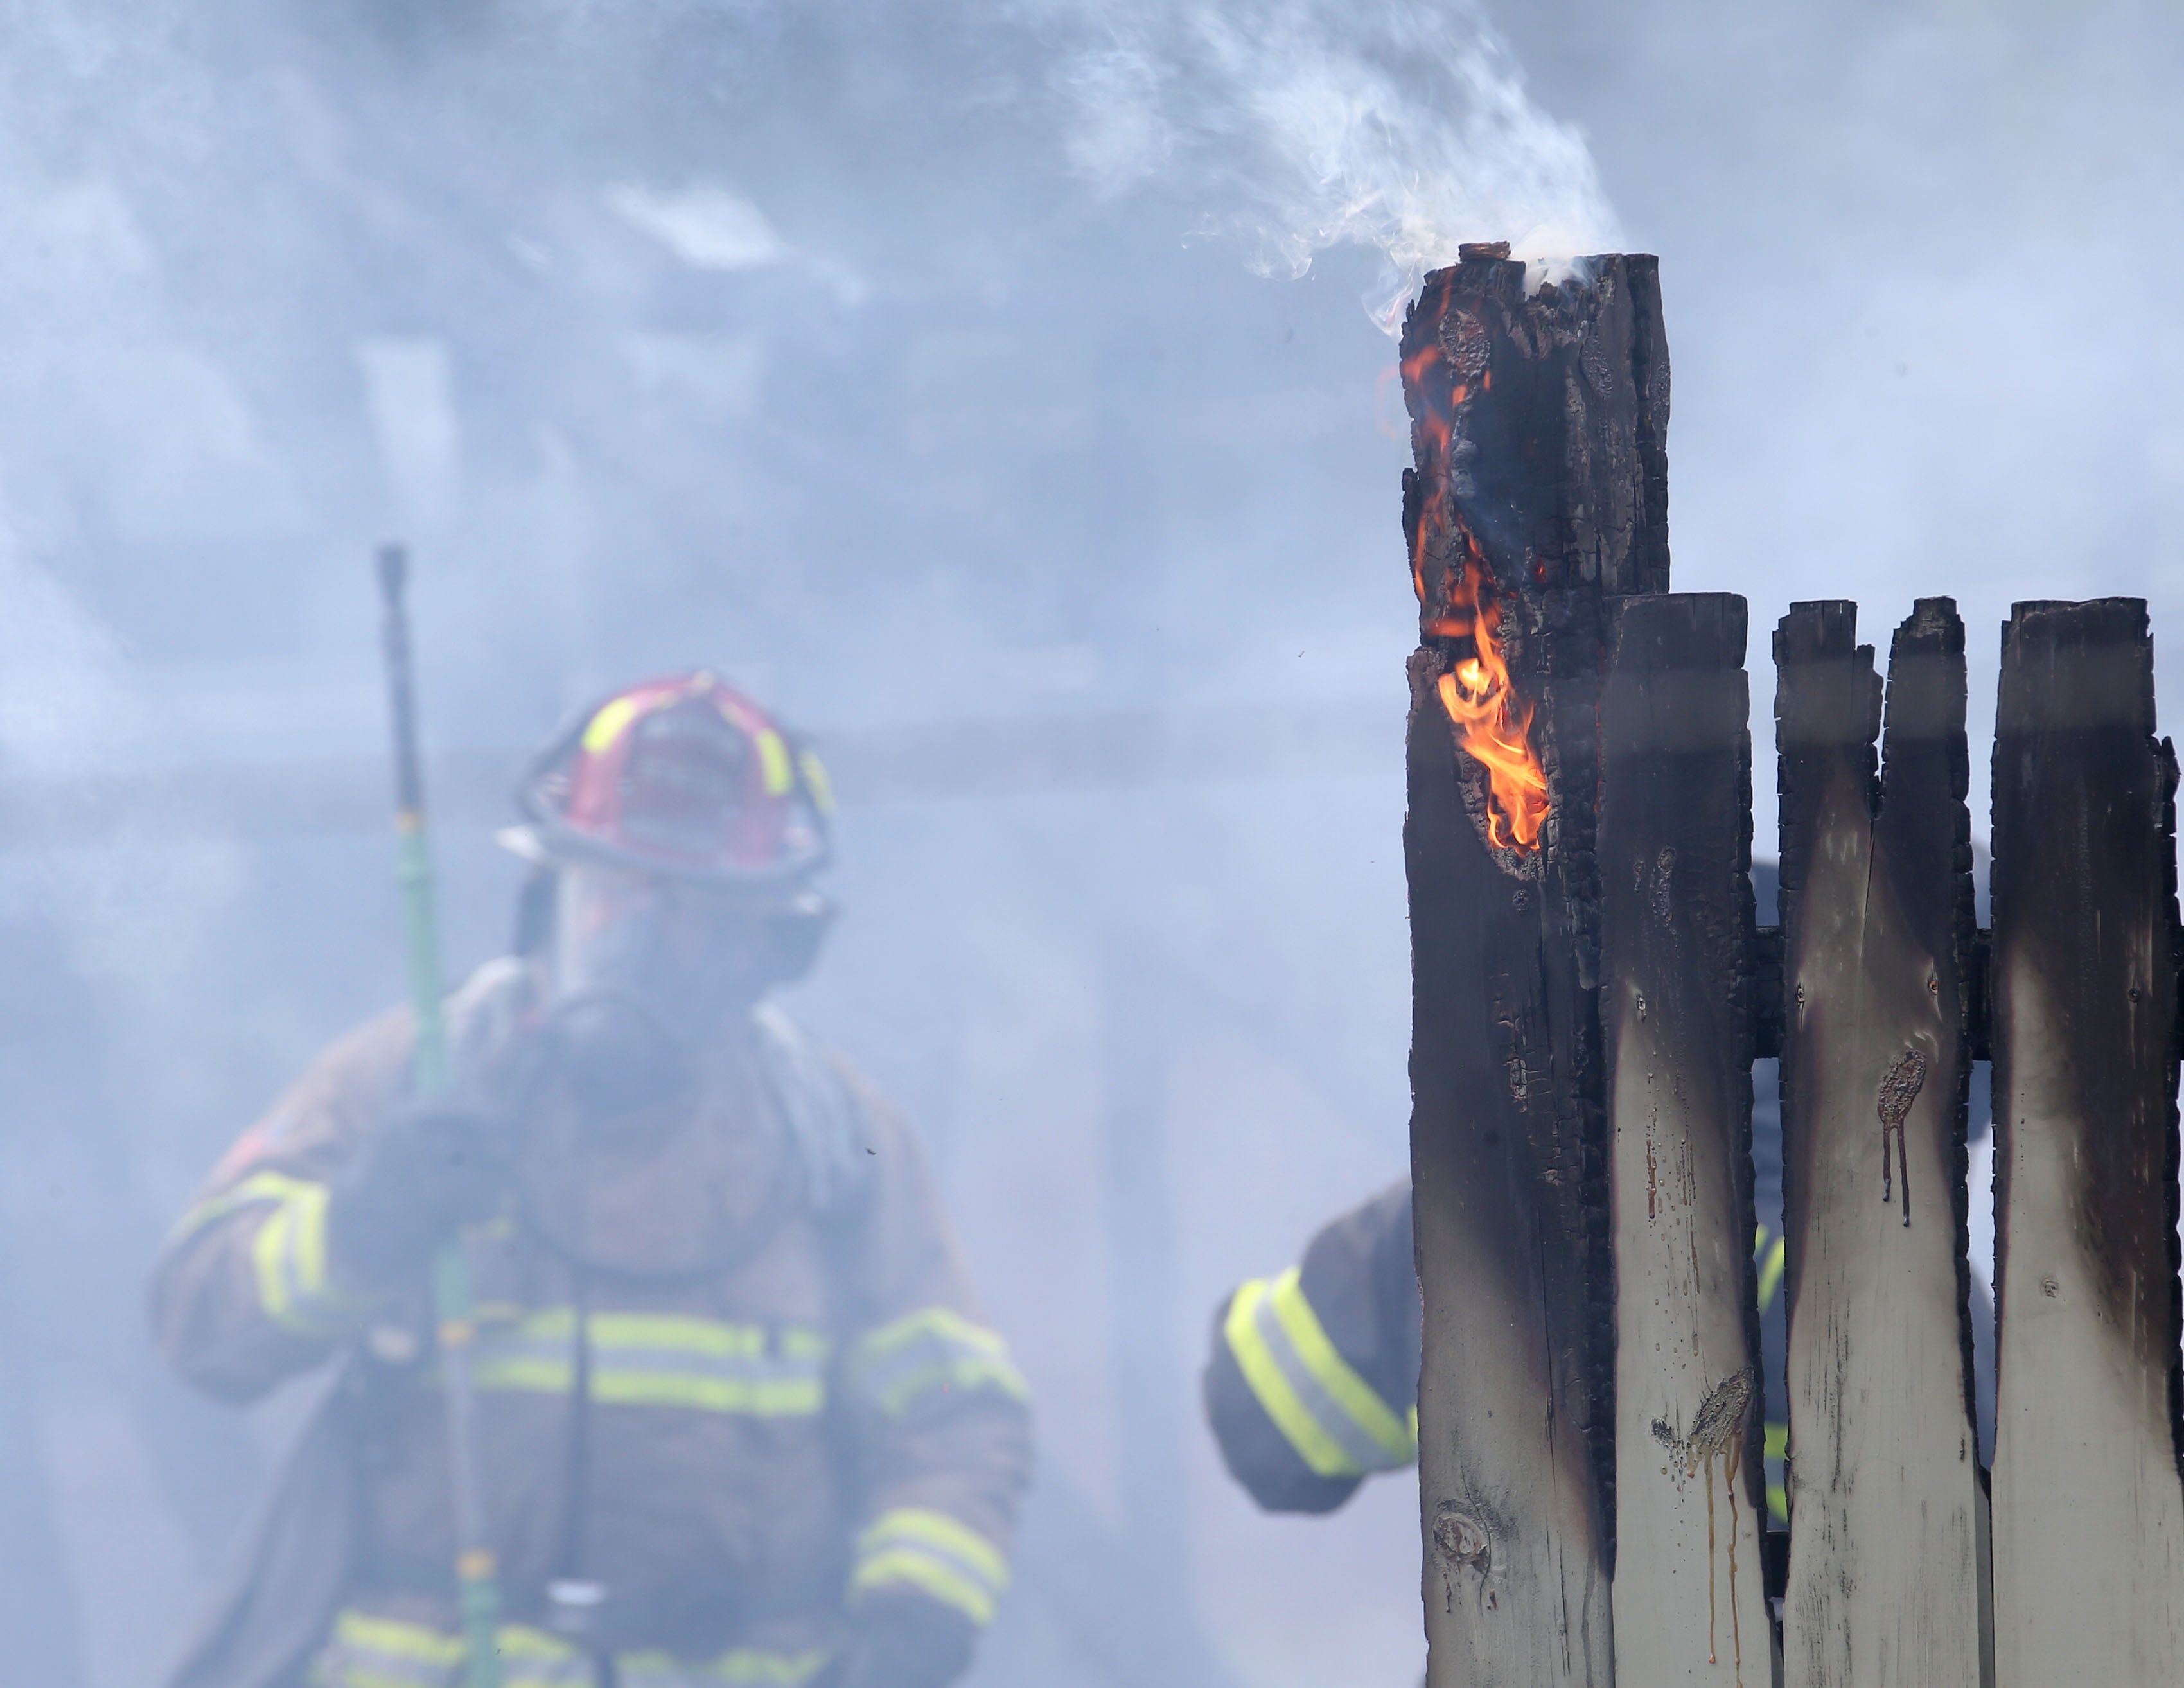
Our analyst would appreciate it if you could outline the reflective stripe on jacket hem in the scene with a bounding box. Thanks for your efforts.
[848,1507,1010,1628]
[312,1611,829,1688]
[1224,1268,1416,1479]
[845,1306,1030,1418]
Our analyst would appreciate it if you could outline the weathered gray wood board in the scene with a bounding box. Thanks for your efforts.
[1402,249,1669,1687]
[1989,597,2184,1687]
[1600,593,1771,1687]
[1406,673,1613,1686]
[1775,600,1983,1688]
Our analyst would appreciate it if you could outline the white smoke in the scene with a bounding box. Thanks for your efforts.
[1049,0,1623,333]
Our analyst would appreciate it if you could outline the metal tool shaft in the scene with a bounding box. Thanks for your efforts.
[376,543,502,1688]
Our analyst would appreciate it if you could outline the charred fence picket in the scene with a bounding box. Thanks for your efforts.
[1402,252,2184,1687]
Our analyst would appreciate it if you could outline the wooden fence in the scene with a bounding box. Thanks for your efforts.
[1398,251,2184,1687]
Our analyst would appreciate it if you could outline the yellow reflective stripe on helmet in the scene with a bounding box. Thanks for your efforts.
[754,728,793,796]
[465,1306,829,1416]
[799,750,834,815]
[1756,1229,1787,1314]
[850,1508,1010,1628]
[249,1180,355,1337]
[846,1306,1030,1418]
[171,1168,321,1245]
[1224,1269,1416,1478]
[581,694,647,754]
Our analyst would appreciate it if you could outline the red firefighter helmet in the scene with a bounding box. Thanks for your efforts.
[509,673,833,891]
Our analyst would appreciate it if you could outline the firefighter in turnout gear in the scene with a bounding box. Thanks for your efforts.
[1205,1177,1799,1523]
[1201,1100,2005,1529]
[153,674,1032,1688]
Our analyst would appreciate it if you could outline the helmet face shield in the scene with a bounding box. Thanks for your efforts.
[551,862,784,1039]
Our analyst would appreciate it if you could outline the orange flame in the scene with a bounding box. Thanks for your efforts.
[1405,297,1549,852]
[1415,522,1549,850]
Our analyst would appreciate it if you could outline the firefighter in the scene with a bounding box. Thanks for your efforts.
[1202,1180,1422,1515]
[152,673,1032,1688]
[1214,1161,1791,1528]
[1203,1179,1790,1520]
[1205,1116,1997,1524]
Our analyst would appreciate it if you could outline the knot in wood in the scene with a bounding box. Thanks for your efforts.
[1432,1503,1492,1572]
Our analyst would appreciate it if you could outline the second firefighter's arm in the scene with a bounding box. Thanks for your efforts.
[1202,1178,1420,1513]
[834,1081,1034,1648]
[148,1010,413,1403]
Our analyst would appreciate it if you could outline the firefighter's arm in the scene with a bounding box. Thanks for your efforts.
[834,1083,1032,1684]
[1202,1177,1420,1513]
[148,1010,416,1403]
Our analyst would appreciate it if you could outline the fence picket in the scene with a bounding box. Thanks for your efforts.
[1988,598,2184,1687]
[1600,593,1772,1686]
[1775,599,1984,1688]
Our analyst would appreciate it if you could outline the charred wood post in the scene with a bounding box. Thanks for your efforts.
[1774,601,1983,1688]
[1402,246,1669,1686]
[1598,593,1770,1687]
[1988,599,2184,1685]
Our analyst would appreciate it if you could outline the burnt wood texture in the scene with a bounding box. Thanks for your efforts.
[1402,249,1668,1687]
[1775,600,1984,1688]
[1598,593,1770,1687]
[1989,599,2184,1685]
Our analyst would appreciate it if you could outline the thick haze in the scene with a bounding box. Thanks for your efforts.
[0,2,2179,1685]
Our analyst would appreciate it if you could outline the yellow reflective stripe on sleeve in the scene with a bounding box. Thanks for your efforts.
[847,1306,1030,1417]
[1224,1269,1416,1478]
[1756,1229,1786,1314]
[850,1508,1010,1628]
[464,1307,828,1416]
[171,1168,321,1245]
[249,1180,355,1337]
[1763,1419,1790,1524]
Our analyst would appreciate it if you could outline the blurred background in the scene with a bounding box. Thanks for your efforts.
[0,1,2178,1684]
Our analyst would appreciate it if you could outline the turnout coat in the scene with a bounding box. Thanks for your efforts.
[152,961,1032,1688]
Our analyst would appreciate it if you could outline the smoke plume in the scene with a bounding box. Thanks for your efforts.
[1048,0,1623,330]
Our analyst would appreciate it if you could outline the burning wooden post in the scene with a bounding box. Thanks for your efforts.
[1988,599,2184,1685]
[1598,593,1770,1687]
[1401,245,1669,1685]
[1773,600,1984,1688]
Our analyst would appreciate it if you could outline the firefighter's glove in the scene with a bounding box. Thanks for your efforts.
[325,1096,510,1285]
[832,1588,978,1688]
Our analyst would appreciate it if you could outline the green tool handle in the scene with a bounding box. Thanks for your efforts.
[377,544,502,1688]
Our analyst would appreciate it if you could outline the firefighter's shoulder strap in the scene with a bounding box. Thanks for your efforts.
[161,1362,363,1688]
[750,1001,874,1223]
